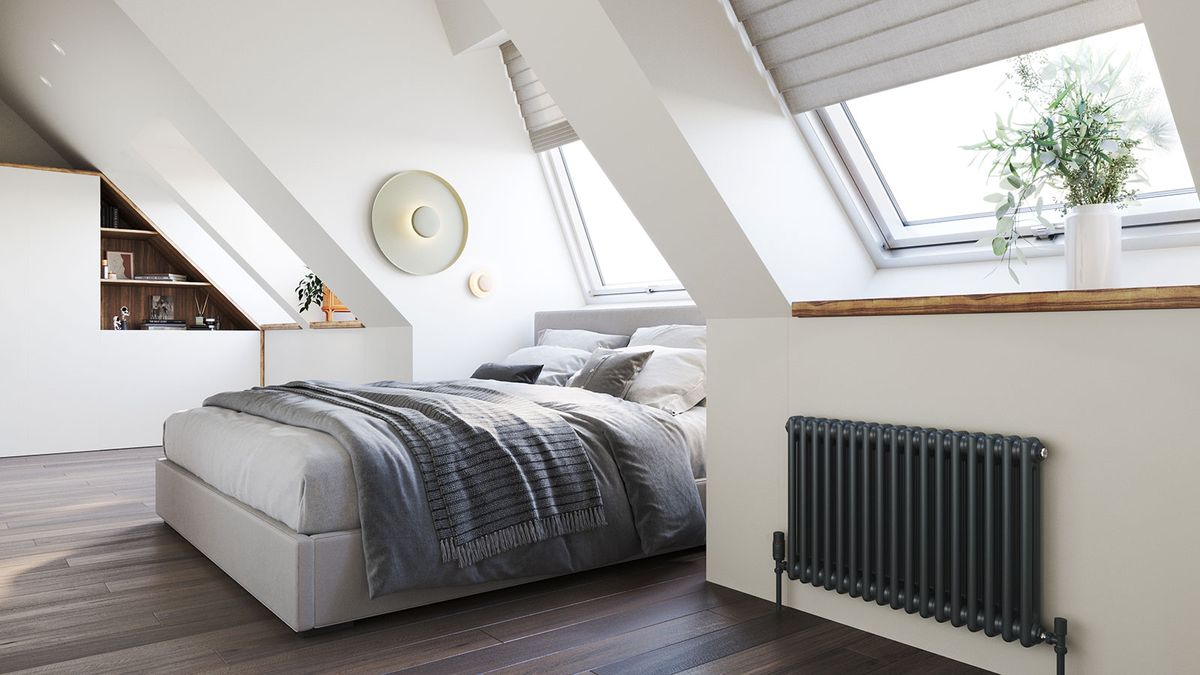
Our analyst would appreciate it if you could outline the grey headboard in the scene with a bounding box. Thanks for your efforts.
[534,304,704,343]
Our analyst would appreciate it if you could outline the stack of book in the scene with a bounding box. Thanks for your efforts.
[145,319,187,331]
[101,203,121,229]
[134,273,188,283]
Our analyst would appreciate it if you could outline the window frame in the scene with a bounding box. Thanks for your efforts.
[539,146,688,302]
[815,102,1200,255]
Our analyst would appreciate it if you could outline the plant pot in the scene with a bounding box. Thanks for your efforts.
[1064,204,1122,289]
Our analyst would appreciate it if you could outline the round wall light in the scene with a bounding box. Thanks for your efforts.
[371,171,467,275]
[468,271,493,298]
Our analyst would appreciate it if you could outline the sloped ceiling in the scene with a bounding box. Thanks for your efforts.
[0,0,406,330]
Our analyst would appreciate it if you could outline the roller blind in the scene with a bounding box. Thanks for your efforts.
[730,0,1142,113]
[501,41,580,152]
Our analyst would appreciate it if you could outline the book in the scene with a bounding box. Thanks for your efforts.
[135,273,187,282]
[145,324,187,331]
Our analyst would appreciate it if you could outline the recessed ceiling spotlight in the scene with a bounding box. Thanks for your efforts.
[50,40,65,56]
[39,75,53,88]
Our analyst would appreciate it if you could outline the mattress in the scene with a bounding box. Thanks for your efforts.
[163,403,706,536]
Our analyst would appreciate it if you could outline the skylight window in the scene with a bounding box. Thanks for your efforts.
[816,25,1196,250]
[543,141,682,298]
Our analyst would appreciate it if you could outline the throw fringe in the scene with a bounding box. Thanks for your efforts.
[440,506,608,568]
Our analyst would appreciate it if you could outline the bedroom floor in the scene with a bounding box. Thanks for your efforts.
[0,448,990,674]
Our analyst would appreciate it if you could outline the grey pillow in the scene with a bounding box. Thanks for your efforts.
[627,324,706,350]
[471,362,543,384]
[537,328,630,352]
[501,345,590,386]
[568,348,654,398]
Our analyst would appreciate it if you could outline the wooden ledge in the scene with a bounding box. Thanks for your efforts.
[310,321,365,329]
[260,323,301,331]
[792,285,1200,318]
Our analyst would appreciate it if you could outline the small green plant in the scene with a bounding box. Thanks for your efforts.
[295,270,324,313]
[965,47,1170,280]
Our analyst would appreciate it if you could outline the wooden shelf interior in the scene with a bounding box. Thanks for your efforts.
[99,177,256,331]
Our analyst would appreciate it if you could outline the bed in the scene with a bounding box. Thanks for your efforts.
[155,305,707,631]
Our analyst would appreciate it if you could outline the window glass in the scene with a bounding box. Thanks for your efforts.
[558,141,679,287]
[843,25,1193,226]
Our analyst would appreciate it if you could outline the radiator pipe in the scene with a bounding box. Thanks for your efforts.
[773,531,786,612]
[1044,617,1068,675]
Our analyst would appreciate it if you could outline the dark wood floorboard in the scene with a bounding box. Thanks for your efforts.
[0,447,992,674]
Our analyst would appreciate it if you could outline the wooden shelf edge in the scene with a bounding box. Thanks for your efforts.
[260,323,302,331]
[310,321,365,329]
[101,279,211,287]
[101,227,158,240]
[791,285,1200,318]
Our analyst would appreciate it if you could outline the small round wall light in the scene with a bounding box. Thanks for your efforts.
[371,171,467,275]
[468,271,493,298]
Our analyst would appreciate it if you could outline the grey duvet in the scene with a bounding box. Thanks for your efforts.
[204,380,705,598]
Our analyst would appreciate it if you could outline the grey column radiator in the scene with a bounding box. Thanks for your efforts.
[772,416,1068,672]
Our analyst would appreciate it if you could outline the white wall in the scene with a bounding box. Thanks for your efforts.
[0,94,67,168]
[0,166,260,456]
[706,310,1200,674]
[117,0,586,379]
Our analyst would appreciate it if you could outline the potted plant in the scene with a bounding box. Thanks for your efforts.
[968,50,1170,287]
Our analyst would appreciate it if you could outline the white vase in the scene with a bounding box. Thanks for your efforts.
[1064,204,1122,289]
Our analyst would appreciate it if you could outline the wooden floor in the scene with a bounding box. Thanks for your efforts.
[0,447,991,674]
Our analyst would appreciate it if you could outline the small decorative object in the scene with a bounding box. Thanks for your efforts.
[194,293,210,326]
[101,258,108,279]
[106,251,134,280]
[968,49,1171,287]
[468,271,493,298]
[112,305,130,331]
[321,286,349,322]
[371,171,468,275]
[150,295,175,321]
[205,317,219,331]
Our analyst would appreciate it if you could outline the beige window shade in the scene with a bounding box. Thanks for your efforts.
[501,41,580,152]
[731,0,1142,113]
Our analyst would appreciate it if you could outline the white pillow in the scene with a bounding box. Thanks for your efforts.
[627,324,706,350]
[537,328,630,351]
[501,345,590,386]
[623,346,706,414]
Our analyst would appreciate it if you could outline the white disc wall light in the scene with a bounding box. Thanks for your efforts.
[468,271,494,298]
[371,171,467,275]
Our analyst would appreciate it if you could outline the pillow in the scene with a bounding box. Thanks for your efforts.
[627,324,706,350]
[568,348,654,398]
[501,345,590,386]
[624,347,707,414]
[471,362,543,384]
[537,328,630,352]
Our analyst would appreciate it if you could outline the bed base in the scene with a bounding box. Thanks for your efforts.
[155,459,706,632]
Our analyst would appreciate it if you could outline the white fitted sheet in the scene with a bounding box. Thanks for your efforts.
[164,407,359,534]
[163,404,707,536]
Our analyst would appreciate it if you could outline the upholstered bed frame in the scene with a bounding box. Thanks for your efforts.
[156,305,706,631]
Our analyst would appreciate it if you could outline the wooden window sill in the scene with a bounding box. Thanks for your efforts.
[791,285,1200,317]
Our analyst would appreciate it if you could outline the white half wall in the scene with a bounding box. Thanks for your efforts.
[707,310,1200,674]
[264,328,414,386]
[0,166,259,456]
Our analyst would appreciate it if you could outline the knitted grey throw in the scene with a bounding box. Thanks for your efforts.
[207,381,606,570]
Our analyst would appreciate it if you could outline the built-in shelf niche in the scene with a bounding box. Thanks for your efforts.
[97,173,256,331]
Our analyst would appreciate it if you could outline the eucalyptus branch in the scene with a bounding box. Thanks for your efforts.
[965,47,1164,282]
